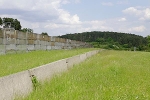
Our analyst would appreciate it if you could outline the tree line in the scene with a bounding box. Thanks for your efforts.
[0,17,48,35]
[0,17,21,30]
[59,31,150,51]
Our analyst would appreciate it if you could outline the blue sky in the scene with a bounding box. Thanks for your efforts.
[0,0,149,36]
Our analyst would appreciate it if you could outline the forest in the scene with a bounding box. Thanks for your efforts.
[59,31,150,51]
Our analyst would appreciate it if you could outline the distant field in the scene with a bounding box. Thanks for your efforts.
[20,50,150,100]
[0,48,96,77]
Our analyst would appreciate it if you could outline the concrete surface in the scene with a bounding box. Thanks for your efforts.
[29,59,68,83]
[0,70,33,100]
[66,55,81,69]
[80,53,87,62]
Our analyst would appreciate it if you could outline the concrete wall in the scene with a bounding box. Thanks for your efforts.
[0,29,92,54]
[29,59,68,83]
[0,70,33,100]
[66,55,81,69]
[0,50,100,100]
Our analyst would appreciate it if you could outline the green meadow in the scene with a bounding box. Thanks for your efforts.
[0,48,96,77]
[20,50,150,100]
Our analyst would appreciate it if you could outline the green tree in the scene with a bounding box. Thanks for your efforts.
[3,17,14,28]
[2,17,21,30]
[0,17,2,26]
[13,19,21,30]
[21,28,28,32]
[27,28,33,33]
[147,35,150,47]
[96,38,105,44]
[20,28,33,33]
[41,32,48,35]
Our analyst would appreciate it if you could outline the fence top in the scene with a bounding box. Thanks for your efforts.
[0,29,90,45]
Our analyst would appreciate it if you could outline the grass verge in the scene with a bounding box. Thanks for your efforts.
[0,48,97,77]
[20,50,150,100]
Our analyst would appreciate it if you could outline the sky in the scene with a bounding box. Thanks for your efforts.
[0,0,150,37]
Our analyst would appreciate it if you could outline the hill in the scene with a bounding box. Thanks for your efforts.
[59,31,149,51]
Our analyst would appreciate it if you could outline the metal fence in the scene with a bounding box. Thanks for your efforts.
[0,29,91,54]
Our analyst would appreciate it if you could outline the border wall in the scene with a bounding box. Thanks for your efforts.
[0,50,100,100]
[0,29,92,54]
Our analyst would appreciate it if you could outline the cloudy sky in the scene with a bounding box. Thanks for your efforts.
[0,0,149,37]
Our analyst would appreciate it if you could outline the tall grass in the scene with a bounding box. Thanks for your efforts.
[0,48,96,77]
[21,50,150,100]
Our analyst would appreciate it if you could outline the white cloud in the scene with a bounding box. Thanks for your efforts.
[101,2,113,6]
[118,18,126,21]
[123,7,142,16]
[43,20,113,35]
[0,0,81,26]
[58,11,81,24]
[0,1,149,37]
[43,20,108,35]
[0,0,80,23]
[144,8,150,20]
[128,25,146,32]
[44,23,60,29]
[81,20,114,32]
[87,20,105,25]
[123,7,150,21]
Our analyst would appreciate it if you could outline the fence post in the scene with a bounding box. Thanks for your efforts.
[3,29,6,54]
[14,30,17,53]
[26,31,28,52]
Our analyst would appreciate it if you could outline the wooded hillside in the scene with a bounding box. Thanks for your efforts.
[59,31,149,51]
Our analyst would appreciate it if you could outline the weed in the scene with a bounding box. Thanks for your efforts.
[31,75,39,90]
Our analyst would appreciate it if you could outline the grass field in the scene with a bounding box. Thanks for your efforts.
[20,50,150,100]
[0,48,96,77]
